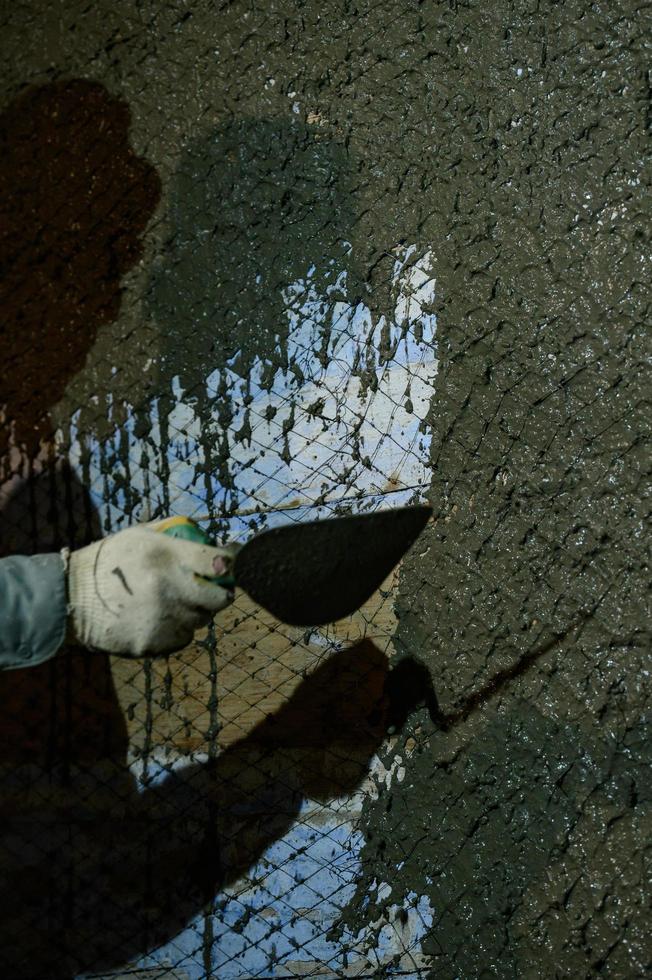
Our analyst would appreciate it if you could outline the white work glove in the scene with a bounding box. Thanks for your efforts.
[66,523,237,656]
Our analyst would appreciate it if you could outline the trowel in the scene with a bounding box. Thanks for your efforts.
[159,505,432,626]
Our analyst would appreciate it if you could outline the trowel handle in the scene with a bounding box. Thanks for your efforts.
[155,516,236,588]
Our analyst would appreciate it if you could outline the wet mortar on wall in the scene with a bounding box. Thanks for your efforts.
[0,0,649,977]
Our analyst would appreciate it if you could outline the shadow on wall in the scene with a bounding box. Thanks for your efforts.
[146,117,366,403]
[0,78,156,978]
[0,79,161,558]
[0,644,436,978]
[0,79,161,459]
[0,81,162,944]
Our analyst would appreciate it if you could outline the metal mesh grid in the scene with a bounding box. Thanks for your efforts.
[0,75,438,977]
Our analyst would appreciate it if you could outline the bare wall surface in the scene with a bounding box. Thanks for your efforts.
[0,1,650,978]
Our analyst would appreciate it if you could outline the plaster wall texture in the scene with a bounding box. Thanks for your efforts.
[0,1,649,977]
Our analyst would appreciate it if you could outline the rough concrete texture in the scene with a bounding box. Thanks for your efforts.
[0,0,650,978]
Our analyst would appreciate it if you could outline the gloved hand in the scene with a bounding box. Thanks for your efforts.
[66,522,237,656]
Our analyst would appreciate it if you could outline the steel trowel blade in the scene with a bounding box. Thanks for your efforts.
[233,504,432,626]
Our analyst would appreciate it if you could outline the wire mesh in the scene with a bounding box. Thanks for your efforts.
[1,1,649,978]
[0,71,438,980]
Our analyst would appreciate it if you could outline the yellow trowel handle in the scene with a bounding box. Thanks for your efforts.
[155,516,236,588]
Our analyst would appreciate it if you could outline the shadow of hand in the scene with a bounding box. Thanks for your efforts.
[0,640,435,978]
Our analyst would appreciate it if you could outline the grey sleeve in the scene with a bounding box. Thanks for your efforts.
[0,553,68,670]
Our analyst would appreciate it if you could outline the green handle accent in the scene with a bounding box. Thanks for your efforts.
[160,518,236,588]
